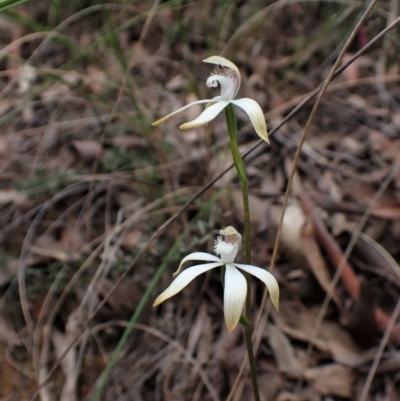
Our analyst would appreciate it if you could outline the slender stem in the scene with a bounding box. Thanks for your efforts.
[224,105,251,264]
[224,104,260,401]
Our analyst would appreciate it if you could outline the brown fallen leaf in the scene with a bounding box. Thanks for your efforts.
[165,74,186,91]
[113,136,146,150]
[277,387,321,401]
[0,190,29,206]
[0,313,21,347]
[95,278,145,321]
[381,379,400,401]
[211,147,237,187]
[70,139,102,165]
[187,305,212,365]
[32,234,81,263]
[341,53,359,82]
[258,373,284,401]
[272,202,341,305]
[268,324,303,375]
[272,302,359,363]
[58,217,85,256]
[301,220,341,307]
[232,189,269,228]
[121,227,143,249]
[313,192,400,220]
[354,231,400,284]
[304,363,355,398]
[114,190,142,210]
[345,280,381,346]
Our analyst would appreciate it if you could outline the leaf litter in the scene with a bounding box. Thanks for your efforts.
[0,1,400,400]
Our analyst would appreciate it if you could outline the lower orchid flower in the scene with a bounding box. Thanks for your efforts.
[154,226,279,332]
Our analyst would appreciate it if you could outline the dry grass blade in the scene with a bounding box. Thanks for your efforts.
[359,298,400,401]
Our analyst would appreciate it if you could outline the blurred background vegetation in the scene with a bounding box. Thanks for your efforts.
[0,0,400,400]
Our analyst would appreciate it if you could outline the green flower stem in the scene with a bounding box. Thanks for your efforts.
[239,315,251,327]
[224,106,251,265]
[224,104,260,401]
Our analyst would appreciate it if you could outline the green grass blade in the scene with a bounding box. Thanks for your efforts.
[91,189,226,401]
[0,0,30,11]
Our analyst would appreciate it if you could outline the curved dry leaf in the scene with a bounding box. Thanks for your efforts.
[274,203,341,305]
[301,221,341,307]
[0,190,28,206]
[113,136,146,149]
[355,231,400,281]
[305,364,355,398]
[341,53,359,82]
[272,302,359,363]
[268,324,302,375]
[70,139,102,164]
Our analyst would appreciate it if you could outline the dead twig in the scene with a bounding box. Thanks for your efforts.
[359,297,400,401]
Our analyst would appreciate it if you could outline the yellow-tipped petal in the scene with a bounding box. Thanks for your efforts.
[153,262,222,306]
[172,252,221,276]
[151,99,212,126]
[203,56,240,79]
[179,100,229,130]
[230,98,269,143]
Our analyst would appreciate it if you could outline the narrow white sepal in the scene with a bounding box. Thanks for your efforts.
[151,99,212,126]
[179,100,229,129]
[223,264,247,332]
[173,252,222,276]
[153,262,222,306]
[231,98,269,143]
[234,263,279,310]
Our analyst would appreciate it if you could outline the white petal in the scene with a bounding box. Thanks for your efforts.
[203,56,241,98]
[179,100,229,130]
[173,252,222,276]
[205,96,221,109]
[153,262,222,306]
[207,74,236,99]
[224,264,247,332]
[231,98,269,143]
[234,263,279,310]
[203,56,240,76]
[152,99,213,126]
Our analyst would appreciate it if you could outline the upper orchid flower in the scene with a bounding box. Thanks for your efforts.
[151,56,269,143]
[153,226,279,332]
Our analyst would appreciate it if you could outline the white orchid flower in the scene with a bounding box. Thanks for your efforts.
[154,226,279,332]
[152,56,269,143]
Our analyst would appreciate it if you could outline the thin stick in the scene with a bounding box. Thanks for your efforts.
[359,297,400,401]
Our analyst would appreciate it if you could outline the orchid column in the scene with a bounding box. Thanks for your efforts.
[152,56,276,401]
